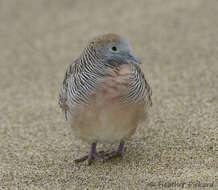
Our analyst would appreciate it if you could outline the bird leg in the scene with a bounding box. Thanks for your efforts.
[102,141,125,160]
[74,142,104,165]
[74,141,125,164]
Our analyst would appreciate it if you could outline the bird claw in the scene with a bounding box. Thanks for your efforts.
[74,151,106,165]
[101,150,124,160]
[74,141,125,165]
[74,155,89,163]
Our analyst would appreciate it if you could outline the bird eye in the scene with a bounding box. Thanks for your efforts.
[111,46,118,52]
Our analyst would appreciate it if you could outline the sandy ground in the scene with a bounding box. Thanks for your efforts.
[0,0,217,189]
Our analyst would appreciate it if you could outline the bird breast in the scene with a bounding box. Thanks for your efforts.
[70,64,147,143]
[95,64,131,102]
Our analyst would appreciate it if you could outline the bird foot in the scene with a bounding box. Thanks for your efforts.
[100,140,125,160]
[74,141,125,165]
[101,150,124,160]
[74,151,105,165]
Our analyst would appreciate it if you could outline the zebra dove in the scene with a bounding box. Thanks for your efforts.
[59,33,152,165]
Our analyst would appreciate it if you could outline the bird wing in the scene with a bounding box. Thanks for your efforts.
[58,59,79,120]
[129,63,152,107]
[58,58,97,120]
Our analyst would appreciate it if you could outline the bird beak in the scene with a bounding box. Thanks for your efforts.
[126,53,140,64]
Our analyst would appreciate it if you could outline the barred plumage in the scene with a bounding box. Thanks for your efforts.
[58,33,152,165]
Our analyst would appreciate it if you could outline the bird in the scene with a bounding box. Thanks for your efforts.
[58,33,152,165]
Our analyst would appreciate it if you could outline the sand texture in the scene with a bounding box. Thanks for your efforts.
[0,0,217,189]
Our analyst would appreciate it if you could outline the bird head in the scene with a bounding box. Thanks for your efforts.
[89,33,140,65]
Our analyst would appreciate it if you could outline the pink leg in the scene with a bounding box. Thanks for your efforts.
[74,141,125,164]
[74,142,98,165]
[103,141,125,160]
